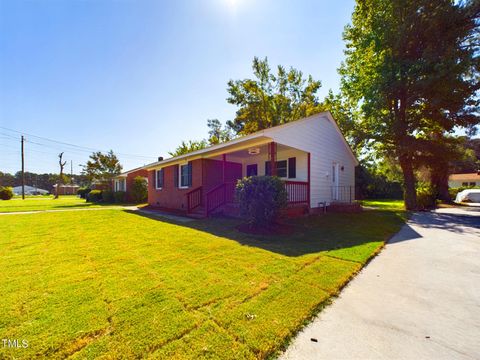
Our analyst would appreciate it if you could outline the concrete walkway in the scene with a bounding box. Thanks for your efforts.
[280,207,480,360]
[0,206,195,223]
[0,205,138,215]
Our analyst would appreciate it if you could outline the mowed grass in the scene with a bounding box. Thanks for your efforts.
[361,199,405,211]
[0,196,118,213]
[0,206,406,359]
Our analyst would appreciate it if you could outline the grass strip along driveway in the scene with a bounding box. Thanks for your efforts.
[0,201,406,359]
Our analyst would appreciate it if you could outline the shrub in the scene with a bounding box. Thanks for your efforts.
[87,190,102,202]
[77,187,91,199]
[416,184,436,210]
[235,176,287,226]
[131,176,148,203]
[114,191,126,203]
[102,190,114,203]
[0,186,14,200]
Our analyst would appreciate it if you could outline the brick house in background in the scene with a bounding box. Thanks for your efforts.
[52,184,80,195]
[113,167,149,202]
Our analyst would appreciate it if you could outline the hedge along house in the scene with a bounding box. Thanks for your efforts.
[113,167,149,202]
[144,112,359,218]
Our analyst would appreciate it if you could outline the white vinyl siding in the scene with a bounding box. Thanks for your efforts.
[265,114,357,207]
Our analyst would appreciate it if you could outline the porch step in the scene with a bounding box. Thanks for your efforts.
[187,206,206,219]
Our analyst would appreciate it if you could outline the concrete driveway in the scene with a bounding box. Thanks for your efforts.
[280,206,480,360]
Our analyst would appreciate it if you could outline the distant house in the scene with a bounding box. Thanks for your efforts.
[142,112,358,217]
[52,184,80,195]
[448,172,480,188]
[113,167,149,202]
[12,185,49,195]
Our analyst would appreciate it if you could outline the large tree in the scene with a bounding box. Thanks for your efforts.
[226,57,323,135]
[168,140,208,157]
[340,0,480,209]
[82,150,122,189]
[207,119,234,145]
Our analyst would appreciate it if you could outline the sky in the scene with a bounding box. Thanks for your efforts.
[0,0,355,175]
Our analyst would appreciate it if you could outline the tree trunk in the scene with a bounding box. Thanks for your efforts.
[54,180,60,199]
[431,167,451,202]
[399,155,417,210]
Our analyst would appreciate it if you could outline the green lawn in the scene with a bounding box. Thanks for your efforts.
[0,205,406,359]
[0,196,122,213]
[361,199,405,211]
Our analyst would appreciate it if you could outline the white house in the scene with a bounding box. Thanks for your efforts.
[448,172,480,188]
[143,112,358,217]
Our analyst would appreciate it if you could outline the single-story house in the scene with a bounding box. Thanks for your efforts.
[12,185,49,195]
[113,167,149,202]
[52,184,80,195]
[143,112,358,217]
[448,172,480,188]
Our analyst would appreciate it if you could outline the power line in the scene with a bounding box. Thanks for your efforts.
[0,126,157,160]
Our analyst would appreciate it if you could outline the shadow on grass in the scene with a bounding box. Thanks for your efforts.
[124,208,410,258]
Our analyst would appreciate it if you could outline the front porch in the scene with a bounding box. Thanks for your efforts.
[185,141,310,218]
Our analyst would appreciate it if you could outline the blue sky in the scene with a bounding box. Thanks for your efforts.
[0,0,355,174]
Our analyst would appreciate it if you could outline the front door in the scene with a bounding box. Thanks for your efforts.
[246,164,258,177]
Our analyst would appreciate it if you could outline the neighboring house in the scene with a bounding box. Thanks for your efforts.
[91,180,112,191]
[448,172,480,188]
[52,184,80,195]
[144,112,358,217]
[12,185,49,195]
[113,167,149,202]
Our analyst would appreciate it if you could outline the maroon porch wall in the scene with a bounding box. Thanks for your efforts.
[147,159,242,211]
[202,159,242,192]
[148,159,203,211]
[125,169,149,202]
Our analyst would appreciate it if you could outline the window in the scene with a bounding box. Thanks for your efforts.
[246,164,258,177]
[179,163,192,188]
[156,169,164,189]
[288,157,296,179]
[462,182,469,186]
[265,160,287,178]
[469,182,476,186]
[115,179,125,192]
[276,160,287,178]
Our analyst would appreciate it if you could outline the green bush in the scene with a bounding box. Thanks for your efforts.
[77,187,91,199]
[235,176,287,226]
[131,176,148,203]
[416,184,436,210]
[87,190,102,203]
[0,186,14,200]
[102,190,114,203]
[114,191,126,203]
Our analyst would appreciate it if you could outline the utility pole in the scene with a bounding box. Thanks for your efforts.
[21,135,25,200]
[71,160,73,184]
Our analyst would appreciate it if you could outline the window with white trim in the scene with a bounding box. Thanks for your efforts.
[179,163,191,188]
[115,179,126,192]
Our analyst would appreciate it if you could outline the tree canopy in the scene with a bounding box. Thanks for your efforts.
[82,150,122,187]
[339,0,480,209]
[226,56,323,135]
[168,140,208,157]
